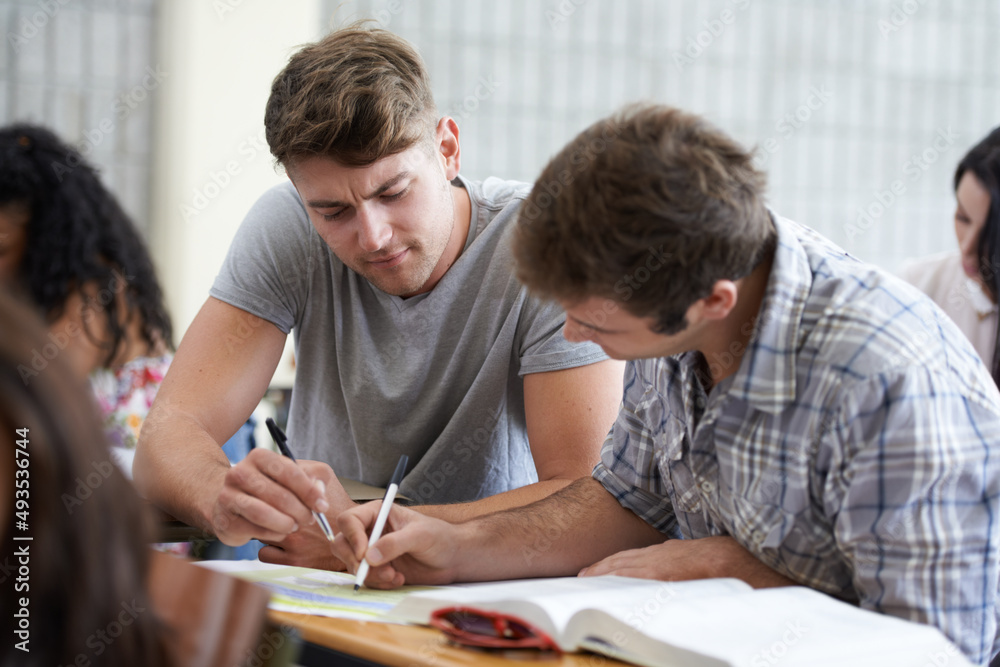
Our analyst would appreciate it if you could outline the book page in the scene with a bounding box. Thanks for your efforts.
[384,575,751,646]
[570,586,972,667]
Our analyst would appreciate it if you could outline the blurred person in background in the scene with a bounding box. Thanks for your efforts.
[901,126,1000,388]
[0,290,169,667]
[0,123,174,476]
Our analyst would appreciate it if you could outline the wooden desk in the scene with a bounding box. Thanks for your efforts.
[270,610,627,667]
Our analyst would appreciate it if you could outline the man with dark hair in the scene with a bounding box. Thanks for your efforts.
[333,104,1000,665]
[133,24,623,569]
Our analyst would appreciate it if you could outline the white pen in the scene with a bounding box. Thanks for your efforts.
[354,454,409,591]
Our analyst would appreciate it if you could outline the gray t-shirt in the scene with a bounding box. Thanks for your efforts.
[210,176,607,504]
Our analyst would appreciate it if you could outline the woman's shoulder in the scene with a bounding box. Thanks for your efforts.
[92,352,172,403]
[897,250,961,293]
[91,352,173,451]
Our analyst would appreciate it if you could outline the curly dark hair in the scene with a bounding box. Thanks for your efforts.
[0,123,172,365]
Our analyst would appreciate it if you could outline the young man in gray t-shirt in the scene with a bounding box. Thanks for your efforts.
[134,25,623,570]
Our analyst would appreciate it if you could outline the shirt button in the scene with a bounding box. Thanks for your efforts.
[752,530,766,545]
[700,480,715,494]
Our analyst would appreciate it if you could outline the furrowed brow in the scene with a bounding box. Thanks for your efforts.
[306,171,411,209]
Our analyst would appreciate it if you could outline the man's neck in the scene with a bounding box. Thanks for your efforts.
[436,181,472,278]
[408,181,472,297]
[449,180,472,261]
[702,247,776,387]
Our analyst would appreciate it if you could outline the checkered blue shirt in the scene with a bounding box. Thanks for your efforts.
[593,215,1000,665]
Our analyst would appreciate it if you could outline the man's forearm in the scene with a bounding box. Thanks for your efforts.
[707,536,799,588]
[413,478,574,522]
[449,478,664,582]
[133,407,230,532]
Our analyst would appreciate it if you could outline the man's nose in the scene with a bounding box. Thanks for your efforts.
[356,208,392,253]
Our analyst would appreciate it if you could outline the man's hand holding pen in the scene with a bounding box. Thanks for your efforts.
[209,446,356,570]
[244,418,355,569]
[332,501,465,589]
[256,459,358,569]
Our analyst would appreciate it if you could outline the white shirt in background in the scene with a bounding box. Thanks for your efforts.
[899,251,998,371]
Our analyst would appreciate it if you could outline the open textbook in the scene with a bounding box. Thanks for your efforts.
[385,576,973,667]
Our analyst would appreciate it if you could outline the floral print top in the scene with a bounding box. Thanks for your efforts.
[91,352,191,556]
[90,352,173,452]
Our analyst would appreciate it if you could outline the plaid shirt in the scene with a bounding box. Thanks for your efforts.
[594,215,1000,665]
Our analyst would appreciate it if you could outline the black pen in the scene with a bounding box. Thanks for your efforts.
[354,454,408,591]
[265,417,335,542]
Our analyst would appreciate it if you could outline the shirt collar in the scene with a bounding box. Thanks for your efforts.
[963,275,997,319]
[722,213,814,414]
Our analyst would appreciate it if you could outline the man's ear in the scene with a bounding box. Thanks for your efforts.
[434,117,461,180]
[698,280,738,321]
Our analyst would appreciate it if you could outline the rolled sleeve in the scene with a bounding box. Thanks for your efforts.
[592,362,679,537]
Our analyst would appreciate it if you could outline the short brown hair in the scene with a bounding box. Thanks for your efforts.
[514,104,775,334]
[264,22,437,167]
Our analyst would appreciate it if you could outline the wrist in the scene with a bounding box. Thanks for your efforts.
[199,471,230,534]
[448,520,487,583]
[711,536,793,587]
[706,535,743,579]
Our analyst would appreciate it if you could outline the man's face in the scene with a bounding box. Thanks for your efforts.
[561,296,703,360]
[954,170,992,288]
[288,133,460,297]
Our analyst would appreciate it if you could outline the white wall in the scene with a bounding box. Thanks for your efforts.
[151,0,322,384]
[0,0,158,232]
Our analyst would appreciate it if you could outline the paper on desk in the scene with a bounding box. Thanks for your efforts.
[197,560,438,622]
